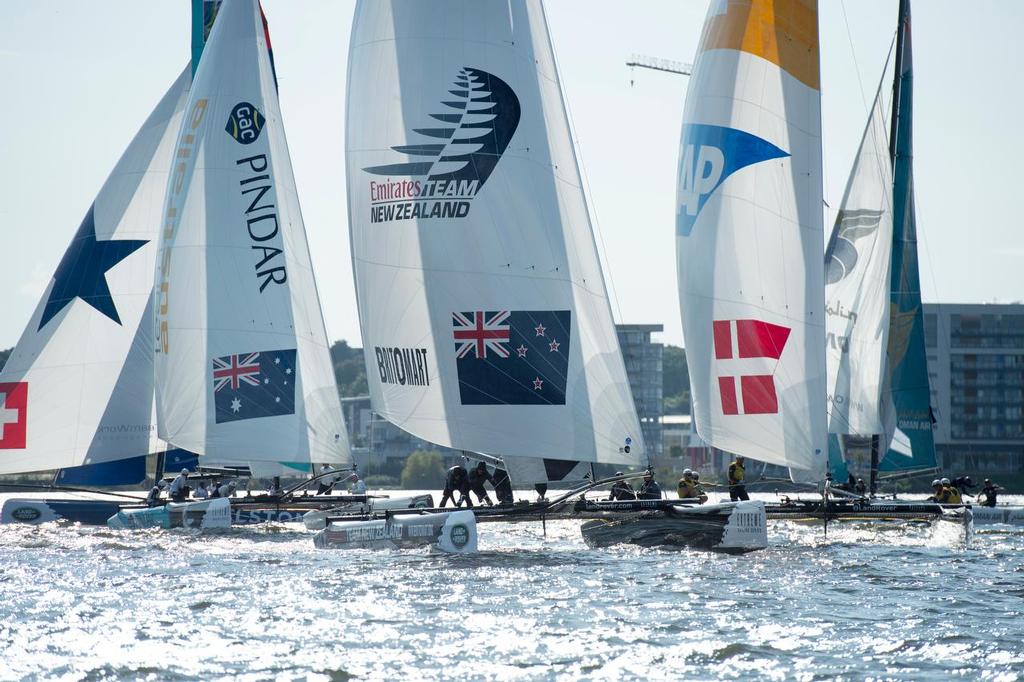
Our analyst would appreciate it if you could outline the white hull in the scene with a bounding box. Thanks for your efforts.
[107,498,232,530]
[970,505,1024,526]
[313,510,477,553]
[302,494,434,530]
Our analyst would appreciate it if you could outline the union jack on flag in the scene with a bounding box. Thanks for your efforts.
[213,352,262,392]
[453,311,511,359]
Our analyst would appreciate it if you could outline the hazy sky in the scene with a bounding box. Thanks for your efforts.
[1,1,1021,350]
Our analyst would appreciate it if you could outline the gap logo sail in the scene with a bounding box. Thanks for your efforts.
[212,348,296,424]
[676,124,789,237]
[362,67,520,224]
[453,310,570,406]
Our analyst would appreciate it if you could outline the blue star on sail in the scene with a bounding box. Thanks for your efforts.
[38,205,148,331]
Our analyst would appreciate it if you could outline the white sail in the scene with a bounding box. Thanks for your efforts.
[154,0,350,465]
[825,71,894,436]
[0,68,191,475]
[346,0,642,465]
[676,0,827,477]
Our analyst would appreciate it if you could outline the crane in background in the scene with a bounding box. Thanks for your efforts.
[626,54,692,86]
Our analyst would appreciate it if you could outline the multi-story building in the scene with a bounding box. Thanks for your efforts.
[615,324,664,461]
[924,303,1024,475]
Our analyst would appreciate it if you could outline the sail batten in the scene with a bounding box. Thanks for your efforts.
[346,0,642,466]
[676,0,827,479]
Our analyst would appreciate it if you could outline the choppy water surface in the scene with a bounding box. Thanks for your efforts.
[1,493,1022,681]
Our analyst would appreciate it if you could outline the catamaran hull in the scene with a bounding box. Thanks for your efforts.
[579,501,767,554]
[106,498,232,530]
[964,505,1024,526]
[313,510,477,553]
[2,498,129,525]
[302,494,435,530]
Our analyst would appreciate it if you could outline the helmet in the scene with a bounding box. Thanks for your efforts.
[857,478,864,483]
[692,472,700,481]
[736,455,745,461]
[181,468,190,476]
[614,472,624,477]
[157,480,168,489]
[931,479,942,487]
[941,478,950,486]
[683,469,693,478]
[985,479,992,484]
[476,462,487,470]
[643,472,653,480]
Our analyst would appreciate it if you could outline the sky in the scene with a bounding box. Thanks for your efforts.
[1,1,1021,350]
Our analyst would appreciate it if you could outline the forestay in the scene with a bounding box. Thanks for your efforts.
[0,68,190,475]
[825,60,894,437]
[154,0,349,465]
[346,0,642,465]
[675,0,827,478]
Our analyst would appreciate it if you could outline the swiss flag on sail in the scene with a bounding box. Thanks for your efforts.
[713,320,790,415]
[0,382,28,449]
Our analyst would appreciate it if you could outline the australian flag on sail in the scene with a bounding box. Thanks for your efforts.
[453,310,571,406]
[212,348,297,424]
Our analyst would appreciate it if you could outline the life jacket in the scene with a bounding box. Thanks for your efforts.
[728,462,745,485]
[677,479,696,498]
[944,487,962,504]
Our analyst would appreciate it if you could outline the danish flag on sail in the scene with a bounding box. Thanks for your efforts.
[713,320,791,416]
[0,382,28,449]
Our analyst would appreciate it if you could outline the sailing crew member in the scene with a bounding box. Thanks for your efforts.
[193,481,210,499]
[317,464,338,495]
[951,476,976,497]
[267,477,283,497]
[637,471,663,500]
[492,467,514,505]
[146,480,168,507]
[690,472,709,504]
[439,465,472,508]
[941,478,963,504]
[609,473,636,501]
[169,468,191,503]
[677,470,697,499]
[216,480,237,498]
[468,462,495,506]
[209,480,222,498]
[854,478,868,496]
[728,456,749,501]
[929,479,958,504]
[979,479,1002,507]
[350,473,367,495]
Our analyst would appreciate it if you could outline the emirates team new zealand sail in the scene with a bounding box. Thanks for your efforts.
[336,0,767,553]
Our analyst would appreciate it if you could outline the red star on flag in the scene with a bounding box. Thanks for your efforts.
[533,377,543,390]
[535,324,546,337]
[548,338,560,352]
[516,345,528,357]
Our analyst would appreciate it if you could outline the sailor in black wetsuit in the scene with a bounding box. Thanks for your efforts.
[980,479,1002,507]
[492,467,514,505]
[468,462,495,506]
[854,478,868,496]
[609,472,636,501]
[637,471,663,500]
[439,465,472,508]
[951,476,976,498]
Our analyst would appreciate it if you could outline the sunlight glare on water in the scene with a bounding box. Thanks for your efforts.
[1,494,1022,680]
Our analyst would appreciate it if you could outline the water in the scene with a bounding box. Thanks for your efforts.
[2,493,1023,681]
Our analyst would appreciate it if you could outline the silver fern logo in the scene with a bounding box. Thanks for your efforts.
[363,67,521,223]
[825,209,884,284]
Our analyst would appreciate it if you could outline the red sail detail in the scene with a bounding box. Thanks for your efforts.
[736,319,791,359]
[740,375,779,414]
[713,320,733,359]
[718,376,739,415]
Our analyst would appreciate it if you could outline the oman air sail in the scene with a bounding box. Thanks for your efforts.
[0,68,191,475]
[676,0,827,480]
[154,0,349,466]
[345,0,642,466]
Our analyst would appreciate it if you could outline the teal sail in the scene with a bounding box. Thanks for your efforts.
[827,434,850,482]
[879,0,936,475]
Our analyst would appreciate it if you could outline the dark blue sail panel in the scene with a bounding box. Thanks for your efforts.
[881,0,936,473]
[164,448,200,473]
[56,454,147,486]
[453,310,571,406]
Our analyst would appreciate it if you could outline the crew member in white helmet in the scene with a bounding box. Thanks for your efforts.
[169,468,191,502]
[349,473,367,495]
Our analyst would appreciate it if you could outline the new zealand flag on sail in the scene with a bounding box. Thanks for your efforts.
[453,310,571,406]
[212,348,297,424]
